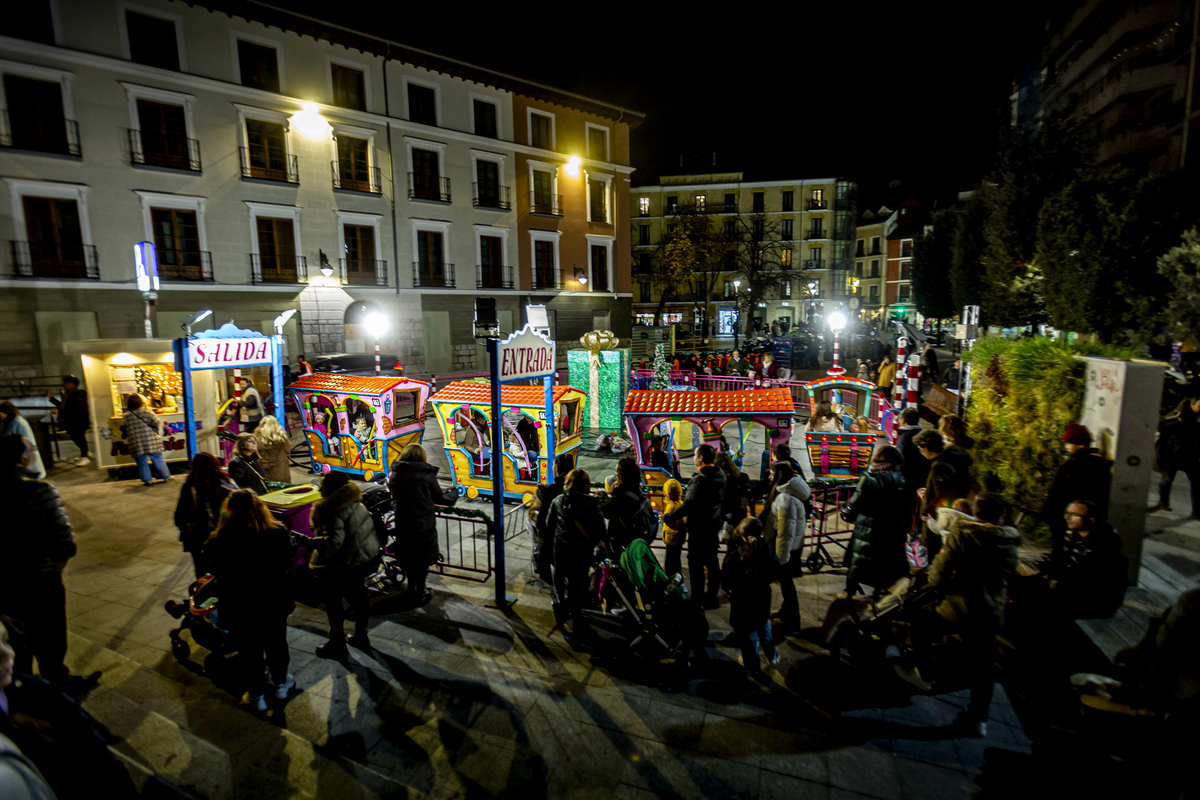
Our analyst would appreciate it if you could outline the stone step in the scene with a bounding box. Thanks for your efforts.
[65,629,420,799]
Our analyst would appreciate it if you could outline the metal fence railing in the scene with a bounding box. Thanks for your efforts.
[429,511,492,582]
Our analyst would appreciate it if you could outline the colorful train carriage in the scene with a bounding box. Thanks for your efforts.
[288,373,430,480]
[429,381,587,502]
[803,376,884,479]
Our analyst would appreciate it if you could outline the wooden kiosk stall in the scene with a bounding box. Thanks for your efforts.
[429,381,586,502]
[63,339,217,476]
[287,373,430,480]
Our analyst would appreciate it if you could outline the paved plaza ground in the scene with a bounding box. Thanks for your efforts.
[35,398,1200,799]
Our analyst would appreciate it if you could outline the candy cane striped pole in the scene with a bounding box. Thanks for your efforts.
[828,330,845,377]
[893,337,906,416]
[233,368,242,402]
[906,348,920,409]
[374,337,381,376]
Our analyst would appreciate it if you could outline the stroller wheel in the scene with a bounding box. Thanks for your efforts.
[805,552,825,573]
[171,636,191,661]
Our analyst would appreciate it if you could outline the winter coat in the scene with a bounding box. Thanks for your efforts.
[0,470,75,582]
[603,485,653,549]
[895,425,930,495]
[50,388,88,429]
[922,348,940,383]
[942,366,962,391]
[122,408,163,456]
[239,385,263,424]
[1041,447,1113,538]
[721,472,749,526]
[2,416,44,479]
[229,455,268,495]
[725,357,749,377]
[173,478,235,553]
[842,469,908,591]
[926,517,1021,629]
[256,438,293,483]
[310,481,380,573]
[932,446,974,500]
[720,541,777,632]
[1049,524,1128,619]
[807,414,843,432]
[762,475,812,565]
[204,521,294,623]
[546,489,606,567]
[664,464,726,540]
[534,477,565,575]
[388,460,442,566]
[661,479,687,547]
[877,362,897,389]
[1154,416,1200,474]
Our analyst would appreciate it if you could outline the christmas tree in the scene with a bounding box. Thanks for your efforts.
[650,343,671,390]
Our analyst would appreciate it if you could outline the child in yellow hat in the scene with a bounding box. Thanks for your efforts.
[662,478,687,577]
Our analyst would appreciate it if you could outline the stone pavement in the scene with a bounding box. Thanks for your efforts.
[34,413,1049,800]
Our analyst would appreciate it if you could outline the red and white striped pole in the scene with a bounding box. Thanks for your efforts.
[233,368,242,402]
[431,374,438,393]
[374,337,381,376]
[893,337,906,416]
[905,346,920,409]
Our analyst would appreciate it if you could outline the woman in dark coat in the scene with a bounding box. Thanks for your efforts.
[388,443,442,608]
[602,456,650,550]
[545,469,606,629]
[841,445,909,594]
[173,452,237,577]
[311,471,381,658]
[228,434,269,495]
[203,491,295,711]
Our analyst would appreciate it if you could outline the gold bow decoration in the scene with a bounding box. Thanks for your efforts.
[580,330,617,427]
[580,330,618,353]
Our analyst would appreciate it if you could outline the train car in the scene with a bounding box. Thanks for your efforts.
[802,376,884,479]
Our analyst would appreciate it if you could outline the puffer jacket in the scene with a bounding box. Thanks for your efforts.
[310,481,380,572]
[0,471,75,581]
[388,460,442,565]
[546,489,606,566]
[926,518,1021,628]
[842,468,908,591]
[661,479,687,546]
[763,475,812,565]
[664,464,726,538]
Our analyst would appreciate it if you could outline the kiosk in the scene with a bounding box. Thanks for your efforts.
[288,373,430,480]
[63,339,215,474]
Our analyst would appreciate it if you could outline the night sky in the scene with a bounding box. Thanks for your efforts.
[279,1,1038,205]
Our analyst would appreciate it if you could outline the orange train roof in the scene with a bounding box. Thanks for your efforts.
[429,381,582,406]
[287,373,428,394]
[623,389,795,415]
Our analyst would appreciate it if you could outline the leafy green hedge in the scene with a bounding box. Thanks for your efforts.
[964,336,1134,539]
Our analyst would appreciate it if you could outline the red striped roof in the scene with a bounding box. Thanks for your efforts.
[429,381,582,406]
[288,373,427,393]
[624,389,794,415]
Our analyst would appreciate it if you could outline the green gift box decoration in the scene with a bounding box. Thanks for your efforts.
[568,347,630,429]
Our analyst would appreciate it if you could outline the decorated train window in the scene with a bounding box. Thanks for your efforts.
[392,388,420,426]
[307,394,341,458]
[344,397,378,462]
[559,399,580,435]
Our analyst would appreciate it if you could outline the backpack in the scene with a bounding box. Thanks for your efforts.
[629,492,659,544]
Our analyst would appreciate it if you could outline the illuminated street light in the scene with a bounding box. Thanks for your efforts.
[366,313,388,375]
[828,310,847,377]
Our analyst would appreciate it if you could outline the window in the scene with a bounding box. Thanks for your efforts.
[780,280,792,298]
[639,197,649,216]
[809,218,823,238]
[694,280,705,301]
[666,196,678,214]
[150,208,202,279]
[244,119,290,181]
[724,251,736,270]
[781,248,792,268]
[591,245,609,291]
[125,11,180,71]
[869,284,879,303]
[478,235,506,288]
[724,220,735,237]
[752,220,764,242]
[475,160,501,207]
[870,236,881,255]
[415,230,446,286]
[808,279,821,297]
[588,178,608,222]
[753,192,764,213]
[411,148,444,201]
[870,259,880,277]
[856,261,864,278]
[587,125,608,160]
[724,193,735,211]
[473,99,498,138]
[532,169,555,213]
[782,191,794,212]
[812,188,824,207]
[9,3,55,44]
[667,224,677,235]
[534,240,557,288]
[724,280,735,298]
[752,248,765,267]
[408,83,437,126]
[900,261,912,280]
[3,74,75,155]
[640,282,651,303]
[810,247,823,267]
[137,100,191,169]
[256,217,298,281]
[530,112,553,149]
[901,239,913,258]
[695,195,706,212]
[336,135,372,191]
[781,219,793,240]
[331,64,365,111]
[638,224,650,245]
[237,40,279,93]
[856,239,865,257]
[20,197,88,278]
[637,253,651,274]
[342,224,377,283]
[898,285,911,302]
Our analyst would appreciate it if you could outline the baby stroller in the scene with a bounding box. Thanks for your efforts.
[359,480,406,592]
[822,576,924,662]
[165,574,233,671]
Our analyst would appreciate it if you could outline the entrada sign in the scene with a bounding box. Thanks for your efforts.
[187,338,273,370]
[497,325,556,382]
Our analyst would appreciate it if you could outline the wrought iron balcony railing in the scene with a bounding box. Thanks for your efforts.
[10,241,98,279]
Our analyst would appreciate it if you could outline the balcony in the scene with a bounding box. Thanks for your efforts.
[869,245,882,256]
[240,148,298,183]
[806,259,827,270]
[532,266,561,290]
[529,192,564,216]
[128,130,201,172]
[340,258,388,286]
[413,261,455,288]
[409,174,451,203]
[806,230,830,241]
[1,112,81,157]
[10,241,98,279]
[251,254,307,284]
[712,202,738,214]
[808,199,828,210]
[477,264,514,290]
[332,162,381,194]
[473,183,512,210]
[157,250,212,282]
[589,199,608,223]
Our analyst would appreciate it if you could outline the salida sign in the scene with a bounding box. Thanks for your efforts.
[497,325,556,382]
[187,338,273,370]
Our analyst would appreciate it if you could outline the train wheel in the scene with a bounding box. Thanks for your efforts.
[363,470,374,482]
[467,486,479,499]
[522,493,534,506]
[805,552,825,573]
[457,485,467,497]
[171,637,191,661]
[311,462,321,474]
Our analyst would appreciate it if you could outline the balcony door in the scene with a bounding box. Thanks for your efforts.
[480,235,503,288]
[343,224,376,284]
[412,148,440,200]
[336,136,370,191]
[23,197,86,277]
[256,217,297,281]
[590,245,609,291]
[532,170,553,212]
[246,119,288,180]
[5,75,68,153]
[151,208,202,279]
[137,100,189,169]
[476,160,500,207]
[416,230,444,285]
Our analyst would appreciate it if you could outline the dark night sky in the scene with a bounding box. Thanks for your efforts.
[281,2,1037,206]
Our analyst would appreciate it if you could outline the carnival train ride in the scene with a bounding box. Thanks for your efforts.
[802,375,885,480]
[429,381,587,502]
[288,373,430,480]
[622,388,797,512]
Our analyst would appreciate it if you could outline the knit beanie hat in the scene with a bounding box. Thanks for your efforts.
[1063,423,1093,445]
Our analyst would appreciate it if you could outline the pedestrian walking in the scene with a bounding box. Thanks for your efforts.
[238,378,264,433]
[841,445,909,595]
[253,415,293,484]
[943,359,963,392]
[204,490,295,712]
[123,395,171,486]
[387,443,443,609]
[663,444,727,608]
[311,471,381,659]
[173,453,236,578]
[1150,401,1200,515]
[759,461,810,633]
[228,433,269,495]
[877,354,897,401]
[544,468,606,631]
[46,376,89,466]
[922,343,940,386]
[0,402,44,479]
[721,518,779,675]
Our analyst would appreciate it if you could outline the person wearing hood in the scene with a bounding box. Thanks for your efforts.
[1041,423,1112,555]
[388,443,442,609]
[311,471,381,658]
[841,445,908,595]
[661,478,687,577]
[603,456,653,550]
[760,460,811,633]
[903,492,1021,736]
[174,453,237,577]
[664,444,727,608]
[533,454,575,583]
[544,468,606,630]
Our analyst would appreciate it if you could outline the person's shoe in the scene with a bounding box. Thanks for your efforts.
[243,693,268,712]
[74,456,90,466]
[420,588,433,607]
[347,632,372,651]
[143,482,153,487]
[60,671,101,696]
[893,663,933,692]
[316,639,349,660]
[273,674,295,700]
[768,651,781,666]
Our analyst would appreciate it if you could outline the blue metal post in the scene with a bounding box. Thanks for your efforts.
[488,338,511,609]
[271,336,286,425]
[175,338,198,459]
[543,375,556,481]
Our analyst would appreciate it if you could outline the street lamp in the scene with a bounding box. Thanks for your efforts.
[365,313,388,376]
[134,241,159,339]
[733,280,742,348]
[827,310,847,377]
